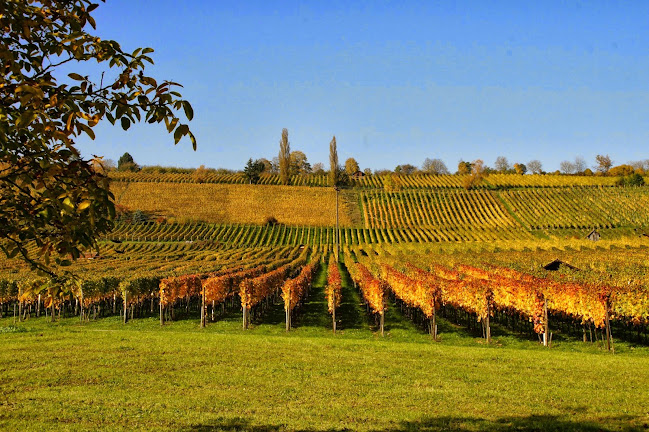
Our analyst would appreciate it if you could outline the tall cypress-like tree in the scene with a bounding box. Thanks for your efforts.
[329,136,338,187]
[278,128,291,185]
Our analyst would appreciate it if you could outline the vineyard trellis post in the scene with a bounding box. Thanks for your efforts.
[543,296,549,347]
[160,289,164,326]
[285,298,291,332]
[18,285,22,322]
[605,298,614,353]
[200,283,206,328]
[123,289,128,324]
[485,302,491,344]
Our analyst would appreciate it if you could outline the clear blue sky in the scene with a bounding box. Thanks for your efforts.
[75,0,649,172]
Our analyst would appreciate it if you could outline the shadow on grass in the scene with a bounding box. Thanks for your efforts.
[180,414,646,432]
[294,264,331,329]
[337,260,372,331]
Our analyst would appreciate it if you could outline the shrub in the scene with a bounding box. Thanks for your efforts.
[132,210,148,223]
[264,216,279,226]
[616,173,645,187]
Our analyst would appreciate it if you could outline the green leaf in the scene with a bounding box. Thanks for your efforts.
[16,111,37,128]
[182,101,194,121]
[121,117,130,131]
[173,124,184,144]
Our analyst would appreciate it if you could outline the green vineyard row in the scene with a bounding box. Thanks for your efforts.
[107,222,532,245]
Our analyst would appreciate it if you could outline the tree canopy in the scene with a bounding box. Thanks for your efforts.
[329,136,339,187]
[117,152,138,172]
[289,150,311,175]
[421,158,449,175]
[0,1,195,276]
[243,158,265,184]
[278,128,290,184]
[344,158,359,175]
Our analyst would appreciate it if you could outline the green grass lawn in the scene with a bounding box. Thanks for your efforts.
[1,267,648,431]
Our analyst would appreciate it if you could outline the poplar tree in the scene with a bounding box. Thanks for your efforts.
[278,128,291,185]
[329,136,339,187]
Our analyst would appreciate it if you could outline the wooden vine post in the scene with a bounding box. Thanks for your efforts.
[332,306,336,334]
[543,296,550,347]
[485,302,491,344]
[159,288,164,326]
[605,298,614,353]
[79,291,84,323]
[285,297,291,332]
[200,283,206,328]
[123,289,128,324]
[380,309,385,337]
[242,305,248,330]
[430,308,438,340]
[18,285,22,322]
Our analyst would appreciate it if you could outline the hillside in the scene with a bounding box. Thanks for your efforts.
[110,174,649,243]
[111,182,360,227]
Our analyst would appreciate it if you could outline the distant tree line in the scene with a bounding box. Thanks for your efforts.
[109,146,648,189]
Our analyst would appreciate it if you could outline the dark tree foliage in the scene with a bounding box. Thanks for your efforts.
[117,152,138,172]
[0,1,195,277]
[243,158,265,184]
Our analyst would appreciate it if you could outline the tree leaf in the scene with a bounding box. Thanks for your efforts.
[120,117,130,130]
[68,73,85,81]
[183,101,194,121]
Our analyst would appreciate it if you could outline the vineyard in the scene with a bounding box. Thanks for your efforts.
[110,171,646,188]
[497,186,649,229]
[3,172,649,431]
[111,182,360,226]
[109,175,649,244]
[2,240,649,349]
[3,232,649,431]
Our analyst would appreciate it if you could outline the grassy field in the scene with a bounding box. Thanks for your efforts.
[2,267,648,432]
